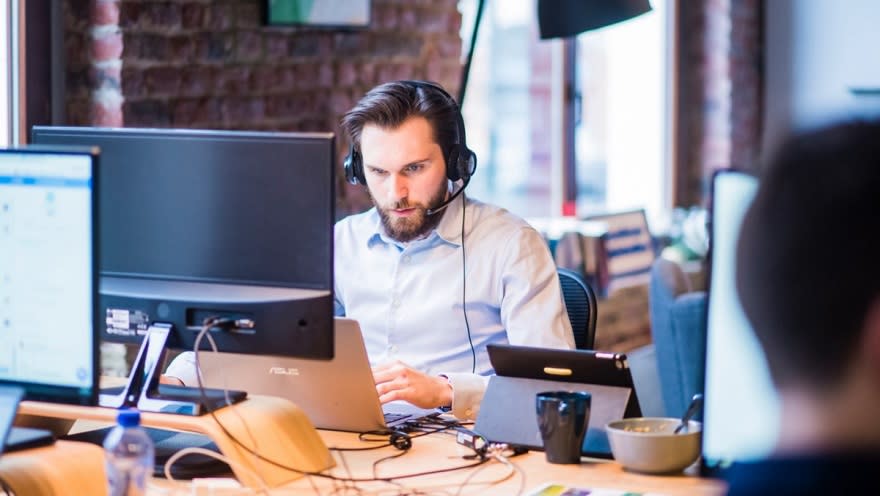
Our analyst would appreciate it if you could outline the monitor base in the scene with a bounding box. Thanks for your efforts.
[99,383,247,416]
[109,322,248,416]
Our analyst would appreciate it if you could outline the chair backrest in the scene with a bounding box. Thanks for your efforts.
[649,257,708,417]
[557,267,598,350]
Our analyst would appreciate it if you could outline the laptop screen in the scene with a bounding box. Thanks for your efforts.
[0,148,98,405]
[702,170,780,471]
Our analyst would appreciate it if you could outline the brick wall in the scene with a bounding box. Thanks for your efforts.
[676,0,763,207]
[64,0,464,215]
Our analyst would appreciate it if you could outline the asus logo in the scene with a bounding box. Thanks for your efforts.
[268,367,300,376]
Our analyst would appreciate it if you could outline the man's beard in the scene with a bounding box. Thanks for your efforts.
[374,183,448,242]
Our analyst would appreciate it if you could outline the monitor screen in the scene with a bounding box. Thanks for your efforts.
[0,146,99,405]
[31,127,335,360]
[702,169,780,472]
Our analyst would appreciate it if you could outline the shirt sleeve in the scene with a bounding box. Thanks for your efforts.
[164,351,198,386]
[443,372,490,420]
[499,226,575,349]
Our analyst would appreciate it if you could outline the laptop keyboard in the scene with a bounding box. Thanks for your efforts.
[383,412,412,425]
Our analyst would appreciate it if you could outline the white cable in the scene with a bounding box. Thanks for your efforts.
[163,447,271,495]
[452,447,524,496]
[188,321,269,490]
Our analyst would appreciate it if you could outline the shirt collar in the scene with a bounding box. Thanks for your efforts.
[365,193,466,249]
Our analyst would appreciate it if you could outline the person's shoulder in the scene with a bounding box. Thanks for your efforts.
[467,198,539,236]
[335,208,378,238]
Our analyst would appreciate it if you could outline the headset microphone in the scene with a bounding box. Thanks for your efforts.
[425,175,470,216]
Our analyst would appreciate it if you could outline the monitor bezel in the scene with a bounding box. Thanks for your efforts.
[30,126,336,363]
[700,167,766,477]
[0,145,100,406]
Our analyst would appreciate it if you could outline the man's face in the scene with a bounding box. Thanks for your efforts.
[360,116,449,242]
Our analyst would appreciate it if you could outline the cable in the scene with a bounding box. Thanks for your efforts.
[454,447,526,496]
[182,319,490,485]
[371,449,409,479]
[0,474,15,496]
[461,193,475,374]
[163,447,270,495]
[458,0,487,105]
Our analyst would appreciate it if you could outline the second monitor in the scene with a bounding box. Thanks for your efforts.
[32,126,336,413]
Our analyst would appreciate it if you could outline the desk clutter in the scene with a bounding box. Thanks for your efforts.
[0,343,726,495]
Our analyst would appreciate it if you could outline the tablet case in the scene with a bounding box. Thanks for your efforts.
[474,344,642,459]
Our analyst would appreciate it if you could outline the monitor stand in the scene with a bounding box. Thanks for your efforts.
[99,322,246,415]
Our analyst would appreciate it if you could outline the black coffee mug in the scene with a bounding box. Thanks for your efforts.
[536,391,591,464]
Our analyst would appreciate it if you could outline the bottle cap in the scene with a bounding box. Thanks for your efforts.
[117,408,141,427]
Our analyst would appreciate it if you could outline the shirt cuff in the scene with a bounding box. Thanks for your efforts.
[441,373,490,420]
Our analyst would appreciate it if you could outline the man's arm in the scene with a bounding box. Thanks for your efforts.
[497,226,575,347]
[440,226,575,419]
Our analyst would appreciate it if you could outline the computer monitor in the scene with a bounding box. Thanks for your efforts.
[701,169,780,474]
[0,146,99,406]
[31,127,335,414]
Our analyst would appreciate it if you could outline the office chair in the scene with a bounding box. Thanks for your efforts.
[649,257,707,417]
[557,267,598,350]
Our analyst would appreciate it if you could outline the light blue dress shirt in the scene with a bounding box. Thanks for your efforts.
[334,195,574,419]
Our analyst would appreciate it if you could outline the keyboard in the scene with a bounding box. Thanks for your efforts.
[383,412,412,426]
[65,426,231,478]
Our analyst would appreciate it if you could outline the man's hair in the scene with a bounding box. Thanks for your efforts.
[736,120,880,390]
[340,81,461,160]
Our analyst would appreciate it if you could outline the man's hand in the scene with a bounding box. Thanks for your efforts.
[372,360,453,410]
[159,375,184,386]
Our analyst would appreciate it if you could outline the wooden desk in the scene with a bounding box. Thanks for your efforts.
[149,429,727,495]
[0,440,106,495]
[0,425,726,495]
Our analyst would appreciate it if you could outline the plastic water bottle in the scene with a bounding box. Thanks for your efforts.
[103,408,154,496]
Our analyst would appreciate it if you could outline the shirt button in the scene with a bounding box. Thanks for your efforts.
[388,344,398,354]
[402,255,411,263]
[391,299,400,308]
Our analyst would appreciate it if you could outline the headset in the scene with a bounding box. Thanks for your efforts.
[343,80,477,216]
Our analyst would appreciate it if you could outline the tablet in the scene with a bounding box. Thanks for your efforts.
[475,344,642,458]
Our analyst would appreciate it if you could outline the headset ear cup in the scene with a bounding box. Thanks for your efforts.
[446,146,461,182]
[353,150,365,184]
[343,149,356,185]
[460,147,476,182]
[447,145,476,183]
[343,147,365,185]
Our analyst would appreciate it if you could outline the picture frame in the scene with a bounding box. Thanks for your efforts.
[264,0,371,28]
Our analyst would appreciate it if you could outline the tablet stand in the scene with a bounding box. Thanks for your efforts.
[100,323,246,415]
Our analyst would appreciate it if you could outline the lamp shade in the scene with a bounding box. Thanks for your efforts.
[537,0,653,39]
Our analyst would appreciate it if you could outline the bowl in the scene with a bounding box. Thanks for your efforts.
[605,417,702,474]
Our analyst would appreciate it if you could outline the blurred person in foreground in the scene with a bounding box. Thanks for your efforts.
[727,120,880,494]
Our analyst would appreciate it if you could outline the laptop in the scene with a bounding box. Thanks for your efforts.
[475,344,641,459]
[0,385,55,454]
[196,318,440,432]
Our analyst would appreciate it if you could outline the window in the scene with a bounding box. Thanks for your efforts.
[1,1,11,147]
[459,0,671,227]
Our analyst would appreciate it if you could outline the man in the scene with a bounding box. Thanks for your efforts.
[335,80,574,419]
[726,120,880,493]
